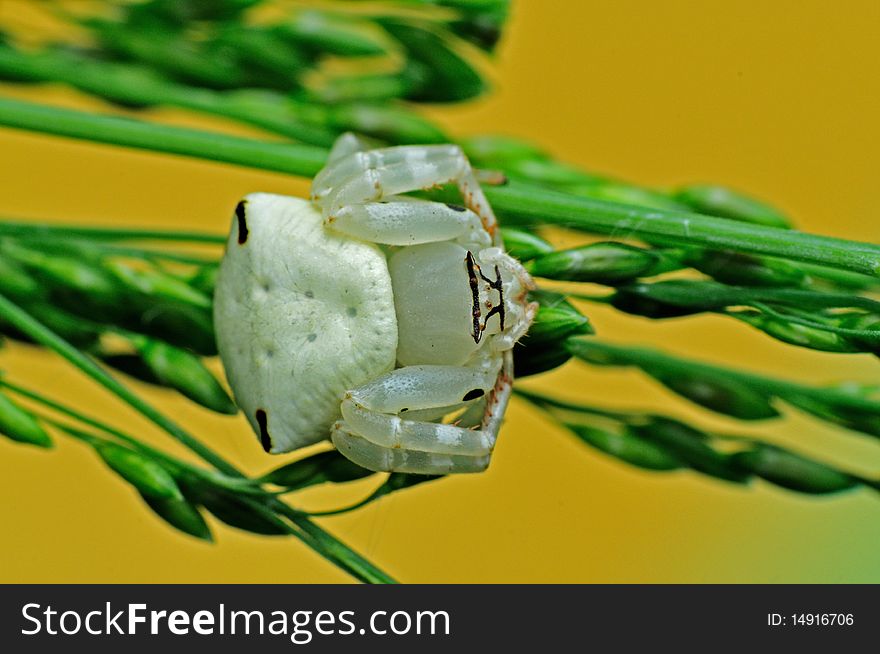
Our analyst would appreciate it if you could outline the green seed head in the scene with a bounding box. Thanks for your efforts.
[0,391,52,448]
[528,242,660,284]
[95,442,182,500]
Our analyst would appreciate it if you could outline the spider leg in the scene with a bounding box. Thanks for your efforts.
[331,423,491,474]
[312,141,501,244]
[328,362,503,473]
[325,199,491,248]
[325,132,374,165]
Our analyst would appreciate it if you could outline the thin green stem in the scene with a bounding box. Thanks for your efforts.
[1,379,260,494]
[569,339,880,414]
[1,96,878,277]
[0,219,227,244]
[0,292,237,473]
[30,239,220,265]
[0,96,327,177]
[486,181,880,277]
[0,292,396,583]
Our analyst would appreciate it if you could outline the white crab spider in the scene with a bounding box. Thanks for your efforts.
[214,133,537,474]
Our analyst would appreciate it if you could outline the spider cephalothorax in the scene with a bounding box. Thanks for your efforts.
[214,133,536,473]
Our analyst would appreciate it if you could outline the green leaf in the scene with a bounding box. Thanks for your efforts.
[95,442,182,500]
[262,451,375,491]
[0,392,52,448]
[140,493,213,542]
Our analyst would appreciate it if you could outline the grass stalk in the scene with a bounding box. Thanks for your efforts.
[1,96,878,277]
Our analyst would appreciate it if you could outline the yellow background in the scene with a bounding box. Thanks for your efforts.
[1,1,879,582]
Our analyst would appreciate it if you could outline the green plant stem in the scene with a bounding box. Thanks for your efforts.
[0,219,227,244]
[1,96,878,276]
[1,379,259,493]
[0,291,395,583]
[32,239,219,265]
[488,182,880,277]
[569,339,880,415]
[0,96,327,177]
[0,292,236,472]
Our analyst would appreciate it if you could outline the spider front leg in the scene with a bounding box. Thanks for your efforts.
[325,198,492,248]
[329,362,505,473]
[312,141,500,243]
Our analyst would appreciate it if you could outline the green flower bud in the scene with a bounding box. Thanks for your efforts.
[734,311,860,353]
[0,392,52,448]
[630,417,749,483]
[279,10,389,57]
[325,103,448,144]
[646,368,780,420]
[129,335,237,414]
[461,135,548,165]
[500,228,554,262]
[382,19,485,102]
[568,424,683,471]
[95,442,181,500]
[105,261,212,310]
[0,256,41,299]
[262,451,374,491]
[528,242,660,284]
[577,182,687,211]
[184,484,288,536]
[731,445,858,494]
[513,340,572,377]
[685,250,806,288]
[140,493,212,542]
[783,394,880,439]
[673,184,792,229]
[525,291,592,345]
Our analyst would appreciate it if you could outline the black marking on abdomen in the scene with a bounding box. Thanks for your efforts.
[462,388,485,401]
[255,409,271,452]
[235,200,249,244]
[446,203,467,212]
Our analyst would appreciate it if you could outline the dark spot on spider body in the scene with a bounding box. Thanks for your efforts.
[256,409,271,452]
[305,290,315,299]
[445,203,467,212]
[235,200,249,244]
[347,307,357,317]
[307,333,317,342]
[463,388,485,401]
